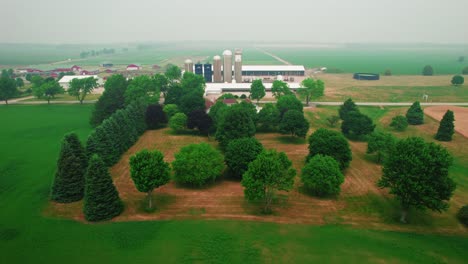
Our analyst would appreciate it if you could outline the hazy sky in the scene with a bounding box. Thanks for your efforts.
[2,0,468,44]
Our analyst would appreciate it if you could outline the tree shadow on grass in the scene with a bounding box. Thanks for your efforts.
[137,193,177,214]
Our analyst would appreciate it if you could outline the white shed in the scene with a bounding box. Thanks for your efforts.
[58,75,103,90]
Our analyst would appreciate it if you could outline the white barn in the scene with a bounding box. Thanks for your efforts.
[58,75,103,90]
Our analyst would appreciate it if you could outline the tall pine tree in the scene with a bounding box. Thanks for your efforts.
[435,110,455,141]
[83,155,123,221]
[51,133,87,203]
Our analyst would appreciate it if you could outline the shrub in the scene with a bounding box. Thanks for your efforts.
[163,104,180,119]
[225,137,264,179]
[172,143,224,187]
[301,155,344,196]
[169,113,187,133]
[457,205,468,226]
[390,115,408,131]
[307,128,352,170]
[406,101,424,125]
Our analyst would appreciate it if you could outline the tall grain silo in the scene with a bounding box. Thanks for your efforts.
[213,55,222,83]
[184,59,193,73]
[204,64,213,83]
[234,49,242,83]
[194,63,203,76]
[223,50,233,83]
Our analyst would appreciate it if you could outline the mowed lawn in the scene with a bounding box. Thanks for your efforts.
[0,104,467,263]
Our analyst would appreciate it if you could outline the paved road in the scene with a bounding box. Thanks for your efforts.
[0,96,97,105]
[255,48,292,65]
[2,96,467,107]
[259,101,468,107]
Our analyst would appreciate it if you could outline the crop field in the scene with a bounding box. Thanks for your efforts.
[0,43,278,69]
[1,104,467,263]
[264,44,468,75]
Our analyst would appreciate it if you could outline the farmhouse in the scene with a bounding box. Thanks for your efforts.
[126,64,141,71]
[58,75,103,90]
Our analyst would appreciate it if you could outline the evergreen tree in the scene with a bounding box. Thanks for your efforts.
[406,101,424,125]
[83,155,123,222]
[341,111,375,140]
[338,98,359,120]
[435,110,455,141]
[145,104,167,129]
[51,133,88,203]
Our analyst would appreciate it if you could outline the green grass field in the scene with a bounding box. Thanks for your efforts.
[265,44,468,75]
[0,104,467,263]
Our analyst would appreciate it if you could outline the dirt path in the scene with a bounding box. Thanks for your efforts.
[255,48,291,65]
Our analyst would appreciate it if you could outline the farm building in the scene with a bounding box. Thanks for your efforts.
[71,65,82,72]
[58,75,104,90]
[101,62,113,67]
[205,82,302,94]
[126,64,141,71]
[240,65,305,77]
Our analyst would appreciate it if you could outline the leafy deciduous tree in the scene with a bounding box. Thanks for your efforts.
[215,106,256,149]
[378,137,456,223]
[297,78,325,105]
[33,80,64,104]
[129,149,171,210]
[271,80,292,98]
[279,109,309,138]
[250,79,266,103]
[225,137,264,179]
[0,77,17,104]
[242,149,296,213]
[257,103,281,131]
[307,128,352,170]
[68,77,98,104]
[276,94,303,116]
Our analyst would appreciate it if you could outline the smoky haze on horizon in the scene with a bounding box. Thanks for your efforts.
[1,0,468,44]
